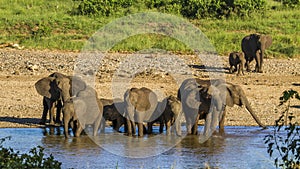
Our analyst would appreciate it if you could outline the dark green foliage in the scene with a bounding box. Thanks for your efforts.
[0,137,62,169]
[264,90,300,169]
[275,0,300,8]
[181,0,266,19]
[72,0,266,19]
[72,0,134,16]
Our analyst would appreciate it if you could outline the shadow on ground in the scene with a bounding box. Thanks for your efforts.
[0,116,42,127]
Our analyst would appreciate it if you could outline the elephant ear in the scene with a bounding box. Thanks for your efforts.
[70,76,86,96]
[224,83,241,107]
[263,35,272,49]
[185,88,201,109]
[35,77,60,100]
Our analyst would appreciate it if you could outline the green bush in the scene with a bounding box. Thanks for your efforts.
[72,0,134,16]
[72,0,266,19]
[264,90,300,169]
[181,0,266,19]
[275,0,300,8]
[0,136,61,169]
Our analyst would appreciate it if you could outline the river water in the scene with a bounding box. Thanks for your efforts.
[0,126,277,169]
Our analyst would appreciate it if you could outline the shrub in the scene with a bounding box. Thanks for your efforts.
[275,0,300,8]
[72,0,134,16]
[181,0,266,19]
[264,90,300,169]
[72,0,267,19]
[0,136,62,169]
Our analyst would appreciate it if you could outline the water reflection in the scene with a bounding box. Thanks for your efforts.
[0,127,276,169]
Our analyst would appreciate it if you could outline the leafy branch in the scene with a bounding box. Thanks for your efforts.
[264,89,300,169]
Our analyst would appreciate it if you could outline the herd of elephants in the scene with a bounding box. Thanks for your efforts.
[34,33,272,139]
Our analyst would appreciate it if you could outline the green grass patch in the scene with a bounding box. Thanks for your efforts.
[0,0,299,57]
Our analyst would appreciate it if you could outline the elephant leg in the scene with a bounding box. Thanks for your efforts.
[254,51,261,73]
[174,113,182,136]
[138,122,144,137]
[131,121,136,135]
[237,64,242,76]
[49,100,56,125]
[245,54,252,72]
[40,97,49,125]
[100,118,106,133]
[55,100,62,125]
[75,121,83,137]
[258,51,263,73]
[184,110,194,134]
[126,119,133,136]
[147,122,153,134]
[203,110,213,138]
[166,120,171,135]
[159,121,164,133]
[218,109,226,134]
[93,115,102,136]
[192,113,200,135]
[229,65,234,74]
[63,115,70,138]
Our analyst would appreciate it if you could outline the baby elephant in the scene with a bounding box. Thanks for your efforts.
[62,97,103,138]
[148,95,182,136]
[102,100,126,132]
[229,52,245,76]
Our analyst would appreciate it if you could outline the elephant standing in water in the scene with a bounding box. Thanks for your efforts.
[178,78,266,137]
[241,33,272,73]
[148,95,182,136]
[35,72,86,125]
[102,99,127,132]
[124,87,159,137]
[62,86,103,137]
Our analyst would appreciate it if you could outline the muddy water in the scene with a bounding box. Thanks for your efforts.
[1,126,276,169]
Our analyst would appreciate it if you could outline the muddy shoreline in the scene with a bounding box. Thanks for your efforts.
[0,48,299,128]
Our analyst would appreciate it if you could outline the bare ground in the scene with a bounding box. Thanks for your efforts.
[0,48,299,128]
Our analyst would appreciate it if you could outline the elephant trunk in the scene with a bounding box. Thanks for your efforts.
[244,97,266,128]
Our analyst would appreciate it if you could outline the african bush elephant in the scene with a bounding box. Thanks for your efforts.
[241,33,272,73]
[35,72,86,125]
[178,78,266,136]
[124,87,159,137]
[229,52,245,76]
[62,86,103,138]
[148,95,182,136]
[102,99,127,132]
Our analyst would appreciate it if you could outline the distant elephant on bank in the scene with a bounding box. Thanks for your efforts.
[148,95,182,136]
[229,52,245,76]
[241,33,272,73]
[62,86,103,138]
[35,72,86,125]
[178,78,266,136]
[124,87,159,137]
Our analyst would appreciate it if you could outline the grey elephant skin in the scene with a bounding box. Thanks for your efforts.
[229,52,245,76]
[241,33,272,73]
[124,87,158,137]
[62,86,103,138]
[101,98,127,132]
[35,72,86,125]
[178,78,266,136]
[148,95,182,136]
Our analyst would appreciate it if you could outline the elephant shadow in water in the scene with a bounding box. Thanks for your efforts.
[42,126,63,136]
[0,117,43,127]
